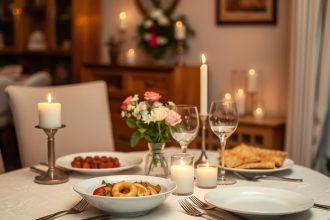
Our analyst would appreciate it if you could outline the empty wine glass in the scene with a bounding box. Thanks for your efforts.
[170,105,199,153]
[209,100,239,185]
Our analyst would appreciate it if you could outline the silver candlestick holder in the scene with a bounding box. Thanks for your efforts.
[176,40,184,66]
[34,125,68,185]
[195,115,208,167]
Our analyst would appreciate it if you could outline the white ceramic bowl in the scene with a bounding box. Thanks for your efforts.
[73,175,177,217]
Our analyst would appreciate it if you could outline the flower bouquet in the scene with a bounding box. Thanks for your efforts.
[121,91,181,176]
[137,9,175,59]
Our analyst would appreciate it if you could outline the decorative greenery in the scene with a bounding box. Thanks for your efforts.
[121,91,181,147]
[137,9,195,59]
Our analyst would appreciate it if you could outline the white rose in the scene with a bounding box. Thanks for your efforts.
[144,33,151,40]
[158,16,169,26]
[151,9,163,19]
[133,102,147,119]
[150,107,168,122]
[157,37,168,45]
[144,19,154,28]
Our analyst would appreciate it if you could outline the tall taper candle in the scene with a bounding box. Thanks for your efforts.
[200,53,208,115]
[38,93,61,129]
[175,21,186,40]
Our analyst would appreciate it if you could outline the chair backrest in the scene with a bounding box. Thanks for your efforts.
[6,81,115,167]
[23,71,52,87]
[0,77,14,127]
[0,65,23,80]
[0,151,4,174]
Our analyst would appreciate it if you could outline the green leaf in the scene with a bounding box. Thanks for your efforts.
[126,118,136,128]
[131,131,142,147]
[138,128,146,134]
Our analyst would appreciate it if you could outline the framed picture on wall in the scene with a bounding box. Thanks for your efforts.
[216,0,277,25]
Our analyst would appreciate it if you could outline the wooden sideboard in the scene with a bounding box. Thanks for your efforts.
[81,62,200,151]
[192,116,286,151]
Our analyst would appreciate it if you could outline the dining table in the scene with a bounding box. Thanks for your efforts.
[0,147,329,220]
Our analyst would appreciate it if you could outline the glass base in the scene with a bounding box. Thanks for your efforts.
[217,176,236,185]
[172,191,193,196]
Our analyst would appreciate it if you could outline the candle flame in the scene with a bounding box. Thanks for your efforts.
[128,48,135,55]
[47,93,52,103]
[237,89,244,95]
[248,69,256,76]
[176,20,183,28]
[201,53,206,64]
[224,93,232,101]
[255,107,263,114]
[119,11,126,20]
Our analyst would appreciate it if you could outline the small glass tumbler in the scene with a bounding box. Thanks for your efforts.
[196,163,218,188]
[170,153,194,196]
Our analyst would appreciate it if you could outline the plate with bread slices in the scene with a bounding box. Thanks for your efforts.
[223,144,294,174]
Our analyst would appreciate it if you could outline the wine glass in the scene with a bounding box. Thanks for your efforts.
[209,100,239,185]
[170,105,199,153]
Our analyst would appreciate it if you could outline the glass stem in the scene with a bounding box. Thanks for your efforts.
[219,136,227,179]
[181,143,188,153]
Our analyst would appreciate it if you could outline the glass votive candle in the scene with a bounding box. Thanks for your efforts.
[196,163,218,188]
[170,153,194,196]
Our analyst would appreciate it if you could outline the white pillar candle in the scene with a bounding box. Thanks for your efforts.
[235,89,245,115]
[247,68,257,93]
[200,53,208,115]
[253,107,265,120]
[119,11,127,31]
[175,21,186,40]
[38,93,61,129]
[126,48,136,65]
[171,159,194,195]
[196,163,217,188]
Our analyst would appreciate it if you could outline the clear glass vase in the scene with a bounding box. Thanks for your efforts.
[145,143,169,177]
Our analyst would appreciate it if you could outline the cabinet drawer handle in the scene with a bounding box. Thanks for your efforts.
[118,135,130,142]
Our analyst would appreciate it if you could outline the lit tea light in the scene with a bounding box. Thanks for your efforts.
[196,162,217,188]
[254,107,265,120]
[38,93,61,129]
[126,48,136,65]
[171,154,194,195]
[224,93,232,101]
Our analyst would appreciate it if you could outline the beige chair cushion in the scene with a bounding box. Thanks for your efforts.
[6,81,114,167]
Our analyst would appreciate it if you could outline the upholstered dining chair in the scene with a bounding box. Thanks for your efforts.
[0,151,4,174]
[23,71,52,86]
[0,65,23,80]
[6,81,115,167]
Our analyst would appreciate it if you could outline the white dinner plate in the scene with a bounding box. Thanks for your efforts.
[224,158,294,174]
[205,186,314,216]
[56,152,143,175]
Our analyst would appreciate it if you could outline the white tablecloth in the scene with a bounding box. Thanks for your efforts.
[0,148,329,220]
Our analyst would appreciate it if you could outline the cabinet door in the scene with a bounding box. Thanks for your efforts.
[0,0,16,49]
[51,0,72,51]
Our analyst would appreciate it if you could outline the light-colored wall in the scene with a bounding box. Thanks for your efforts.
[101,0,290,117]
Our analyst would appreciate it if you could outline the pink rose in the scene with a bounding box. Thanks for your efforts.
[144,91,161,102]
[165,110,182,126]
[147,33,158,48]
[121,96,133,110]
